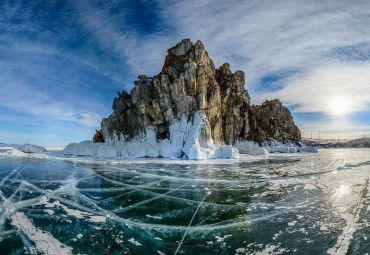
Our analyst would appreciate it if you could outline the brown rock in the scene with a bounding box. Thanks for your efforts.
[251,99,301,143]
[96,39,301,148]
[93,130,104,143]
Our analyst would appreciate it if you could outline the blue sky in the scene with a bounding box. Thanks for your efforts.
[1,0,369,146]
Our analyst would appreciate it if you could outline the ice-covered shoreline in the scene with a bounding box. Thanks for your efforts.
[1,145,316,166]
[62,139,317,160]
[2,138,317,162]
[61,111,316,160]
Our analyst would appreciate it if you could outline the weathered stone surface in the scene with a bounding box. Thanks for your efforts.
[93,130,104,143]
[94,39,302,157]
[251,99,301,143]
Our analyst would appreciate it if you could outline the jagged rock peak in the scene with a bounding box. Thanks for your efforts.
[168,39,193,55]
[93,39,303,159]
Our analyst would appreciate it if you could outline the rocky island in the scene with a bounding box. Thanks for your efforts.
[64,39,315,159]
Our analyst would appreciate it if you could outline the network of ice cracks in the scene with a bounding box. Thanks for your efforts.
[0,148,369,254]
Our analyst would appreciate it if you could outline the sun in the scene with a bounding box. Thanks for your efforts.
[328,96,351,116]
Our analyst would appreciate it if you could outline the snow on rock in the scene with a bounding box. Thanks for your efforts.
[183,111,215,160]
[289,147,298,153]
[263,140,293,153]
[96,145,117,158]
[17,144,47,153]
[146,127,160,157]
[215,145,240,159]
[158,139,172,158]
[63,140,100,156]
[272,146,290,153]
[235,140,268,155]
[116,142,147,158]
[63,111,240,160]
[264,140,317,153]
[63,134,316,159]
[235,139,317,155]
[168,117,191,158]
[183,111,239,160]
[146,144,160,158]
[251,147,269,155]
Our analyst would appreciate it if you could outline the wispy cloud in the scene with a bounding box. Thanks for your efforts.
[155,1,370,94]
[72,0,170,79]
[260,62,370,114]
[1,0,370,145]
[73,0,370,112]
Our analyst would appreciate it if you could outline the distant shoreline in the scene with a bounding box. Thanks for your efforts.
[303,137,370,148]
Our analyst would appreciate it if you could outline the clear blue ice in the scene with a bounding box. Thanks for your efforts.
[0,148,369,254]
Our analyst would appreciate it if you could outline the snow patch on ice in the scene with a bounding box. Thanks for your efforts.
[215,234,232,242]
[304,184,316,190]
[60,204,92,219]
[128,237,142,246]
[33,196,101,221]
[288,221,297,226]
[89,215,107,223]
[332,194,358,207]
[327,213,357,255]
[328,176,369,255]
[44,209,54,215]
[10,212,73,254]
[146,214,162,219]
[254,244,286,255]
[272,230,283,240]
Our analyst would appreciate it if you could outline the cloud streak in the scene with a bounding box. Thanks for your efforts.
[156,0,370,94]
[75,0,370,114]
[260,62,370,114]
[1,0,370,144]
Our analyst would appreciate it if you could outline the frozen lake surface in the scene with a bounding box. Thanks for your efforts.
[0,148,369,254]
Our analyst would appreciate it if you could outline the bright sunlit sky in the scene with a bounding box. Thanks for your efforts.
[1,0,370,146]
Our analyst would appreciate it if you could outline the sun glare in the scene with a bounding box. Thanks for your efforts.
[328,96,351,116]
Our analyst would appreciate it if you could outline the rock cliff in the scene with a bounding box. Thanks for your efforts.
[251,99,301,143]
[84,39,304,159]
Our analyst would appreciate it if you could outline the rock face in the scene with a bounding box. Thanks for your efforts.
[93,130,104,143]
[92,39,302,159]
[251,99,301,144]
